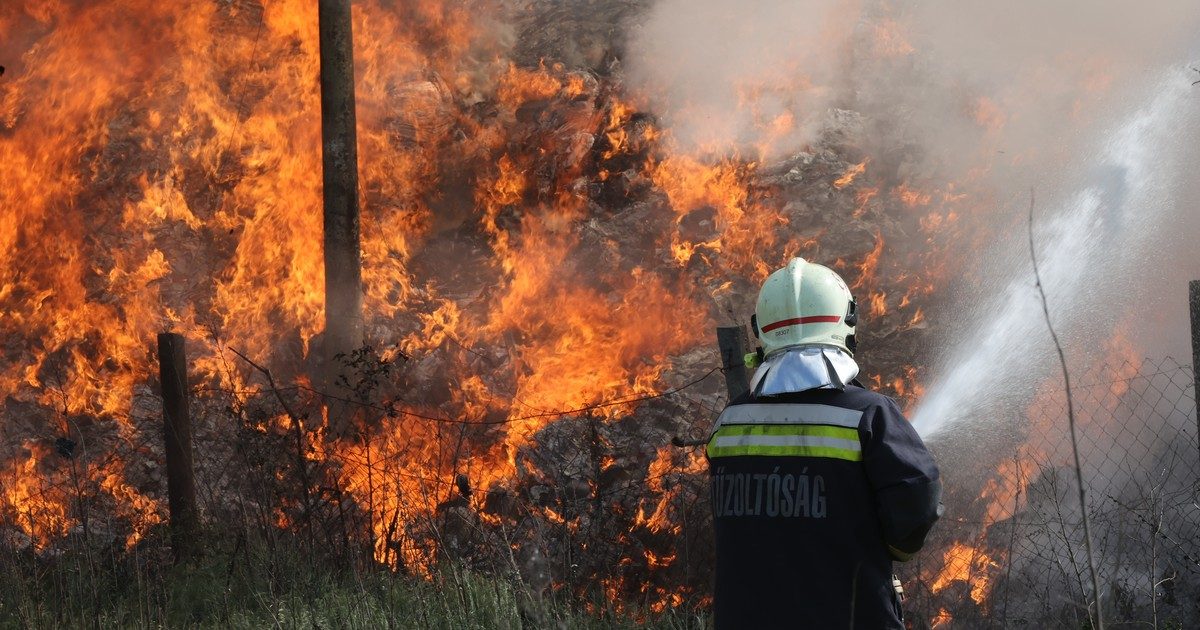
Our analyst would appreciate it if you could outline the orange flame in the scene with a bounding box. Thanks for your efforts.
[930,542,996,605]
[833,159,868,189]
[0,3,976,613]
[893,183,933,208]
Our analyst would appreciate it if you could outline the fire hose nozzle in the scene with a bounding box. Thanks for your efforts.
[892,574,905,602]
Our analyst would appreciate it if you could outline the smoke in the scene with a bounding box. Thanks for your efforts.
[884,1,1200,390]
[626,0,1200,167]
[862,1,1200,184]
[624,0,1200,427]
[622,0,860,158]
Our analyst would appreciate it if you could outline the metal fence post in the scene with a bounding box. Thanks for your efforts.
[158,332,198,563]
[1190,281,1200,464]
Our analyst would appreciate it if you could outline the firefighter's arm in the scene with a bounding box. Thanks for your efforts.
[861,398,942,562]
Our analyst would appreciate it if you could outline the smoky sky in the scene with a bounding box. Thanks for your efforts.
[624,0,1200,165]
[622,0,1200,426]
[623,0,1200,318]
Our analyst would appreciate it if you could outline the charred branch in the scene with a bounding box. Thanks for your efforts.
[1189,280,1200,466]
[1028,191,1104,630]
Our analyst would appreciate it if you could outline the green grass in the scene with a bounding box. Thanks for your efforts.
[0,535,707,629]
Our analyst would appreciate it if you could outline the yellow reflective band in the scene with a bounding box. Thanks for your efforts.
[707,444,863,460]
[713,424,859,440]
[707,424,862,461]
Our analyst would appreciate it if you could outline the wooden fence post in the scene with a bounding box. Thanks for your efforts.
[1190,281,1200,465]
[158,332,198,563]
[716,325,751,401]
[670,326,753,449]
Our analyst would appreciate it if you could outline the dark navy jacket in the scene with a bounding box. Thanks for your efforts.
[707,385,941,629]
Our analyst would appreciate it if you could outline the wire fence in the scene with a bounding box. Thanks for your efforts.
[161,347,723,610]
[0,339,724,613]
[900,356,1200,629]
[2,350,1198,626]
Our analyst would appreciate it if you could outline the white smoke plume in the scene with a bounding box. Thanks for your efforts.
[623,0,859,159]
[623,0,1200,433]
[625,0,1200,167]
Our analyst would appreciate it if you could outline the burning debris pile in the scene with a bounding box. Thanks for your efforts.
[17,0,1191,625]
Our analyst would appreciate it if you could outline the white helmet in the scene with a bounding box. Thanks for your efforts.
[752,258,858,357]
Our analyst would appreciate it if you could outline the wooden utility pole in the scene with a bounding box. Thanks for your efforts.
[319,0,363,361]
[716,326,751,400]
[318,0,363,437]
[1189,281,1200,464]
[158,332,198,563]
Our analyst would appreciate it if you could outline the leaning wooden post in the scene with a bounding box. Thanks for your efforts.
[158,332,198,563]
[1189,281,1200,464]
[716,326,751,401]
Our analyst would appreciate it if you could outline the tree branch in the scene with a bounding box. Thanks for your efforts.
[1028,189,1104,629]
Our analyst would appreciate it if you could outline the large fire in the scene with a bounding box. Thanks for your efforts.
[1,0,1043,621]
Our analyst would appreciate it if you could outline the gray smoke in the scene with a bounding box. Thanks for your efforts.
[623,0,860,158]
[625,0,1200,165]
[624,0,1200,378]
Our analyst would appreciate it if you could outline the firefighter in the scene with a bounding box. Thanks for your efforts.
[707,257,941,629]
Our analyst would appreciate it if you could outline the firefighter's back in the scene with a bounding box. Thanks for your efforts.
[708,386,905,630]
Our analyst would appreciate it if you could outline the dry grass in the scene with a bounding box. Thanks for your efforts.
[0,531,707,630]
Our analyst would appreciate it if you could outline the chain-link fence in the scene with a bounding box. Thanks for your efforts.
[164,349,722,612]
[4,351,1198,626]
[0,343,722,613]
[901,356,1200,628]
